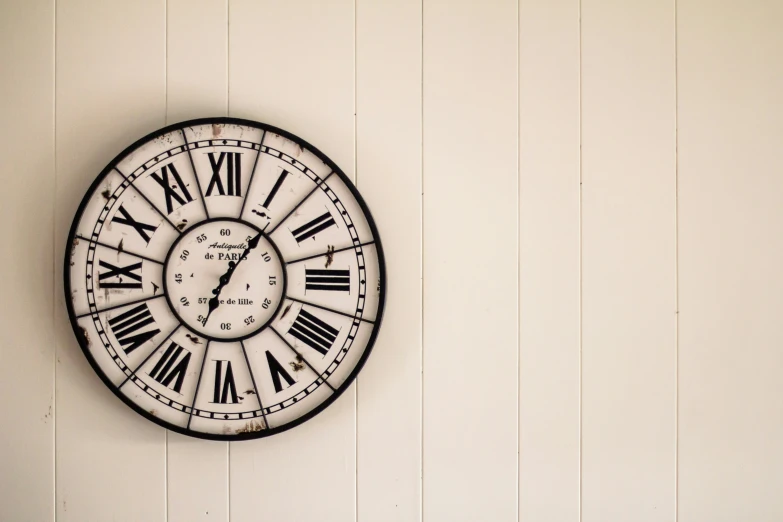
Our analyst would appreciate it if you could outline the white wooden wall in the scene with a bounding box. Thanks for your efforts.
[1,0,781,520]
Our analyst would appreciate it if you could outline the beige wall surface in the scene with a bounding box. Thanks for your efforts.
[0,0,781,521]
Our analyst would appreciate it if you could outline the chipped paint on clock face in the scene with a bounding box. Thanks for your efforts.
[65,118,385,440]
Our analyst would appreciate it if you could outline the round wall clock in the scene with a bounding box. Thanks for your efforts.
[65,117,385,440]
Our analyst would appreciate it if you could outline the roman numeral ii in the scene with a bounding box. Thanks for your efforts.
[291,211,336,243]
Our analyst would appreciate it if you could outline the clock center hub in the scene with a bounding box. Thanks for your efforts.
[164,218,286,341]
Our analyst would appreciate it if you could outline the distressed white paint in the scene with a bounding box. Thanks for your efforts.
[0,1,782,521]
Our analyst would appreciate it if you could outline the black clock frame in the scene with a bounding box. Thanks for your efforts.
[64,117,387,441]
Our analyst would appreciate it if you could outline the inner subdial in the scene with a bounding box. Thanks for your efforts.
[164,218,286,341]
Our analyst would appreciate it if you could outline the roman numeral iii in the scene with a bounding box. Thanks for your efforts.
[291,211,336,243]
[205,152,242,196]
[305,268,350,292]
[212,360,238,404]
[148,343,191,393]
[265,350,296,393]
[98,260,143,289]
[288,309,339,355]
[150,163,194,214]
[111,204,158,244]
[107,303,160,354]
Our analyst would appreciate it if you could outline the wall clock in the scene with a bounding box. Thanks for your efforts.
[65,117,385,440]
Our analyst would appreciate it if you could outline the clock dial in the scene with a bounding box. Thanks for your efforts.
[65,118,385,440]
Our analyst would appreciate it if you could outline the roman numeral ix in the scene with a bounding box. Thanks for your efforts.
[265,350,296,393]
[98,260,143,289]
[150,163,194,214]
[205,152,242,196]
[107,303,160,354]
[288,309,339,355]
[305,268,350,292]
[212,360,238,404]
[291,211,336,243]
[149,342,191,394]
[111,204,158,244]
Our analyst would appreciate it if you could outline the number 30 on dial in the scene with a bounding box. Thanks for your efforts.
[65,118,385,440]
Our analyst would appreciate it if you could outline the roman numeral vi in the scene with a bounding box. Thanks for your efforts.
[149,343,191,393]
[212,360,238,404]
[107,303,160,354]
[205,152,242,196]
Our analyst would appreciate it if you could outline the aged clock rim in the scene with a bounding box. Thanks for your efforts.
[64,116,387,441]
[161,216,289,343]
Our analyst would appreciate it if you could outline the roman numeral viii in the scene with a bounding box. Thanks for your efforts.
[288,309,339,355]
[107,303,160,354]
[265,350,295,393]
[305,268,350,292]
[291,211,336,243]
[212,360,238,404]
[150,163,194,214]
[112,204,157,244]
[205,152,242,196]
[98,260,142,289]
[148,343,191,393]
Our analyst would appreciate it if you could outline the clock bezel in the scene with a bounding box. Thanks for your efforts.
[63,116,387,441]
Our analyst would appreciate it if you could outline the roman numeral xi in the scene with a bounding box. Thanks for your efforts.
[205,152,242,196]
[108,303,160,354]
[151,163,194,214]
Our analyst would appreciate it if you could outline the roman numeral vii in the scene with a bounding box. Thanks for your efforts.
[107,303,160,354]
[148,343,191,393]
[205,152,242,197]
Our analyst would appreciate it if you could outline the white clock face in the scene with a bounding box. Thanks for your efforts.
[65,118,385,440]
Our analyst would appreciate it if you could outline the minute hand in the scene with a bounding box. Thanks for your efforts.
[203,233,263,325]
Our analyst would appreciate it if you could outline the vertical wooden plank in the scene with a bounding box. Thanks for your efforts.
[355,0,422,519]
[0,1,55,521]
[518,0,580,519]
[228,2,357,521]
[165,2,230,521]
[55,1,167,520]
[580,0,676,520]
[678,1,783,520]
[422,0,518,520]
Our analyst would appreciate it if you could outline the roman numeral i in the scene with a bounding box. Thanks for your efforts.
[107,303,160,354]
[149,343,191,394]
[205,152,242,197]
[150,163,194,214]
[212,360,238,404]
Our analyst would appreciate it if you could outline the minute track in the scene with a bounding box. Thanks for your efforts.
[75,235,165,266]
